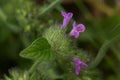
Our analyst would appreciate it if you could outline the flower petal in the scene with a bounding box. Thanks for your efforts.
[73,57,88,75]
[74,31,79,38]
[67,12,73,18]
[81,62,88,68]
[62,18,69,27]
[72,21,77,28]
[61,11,73,28]
[61,11,67,17]
[76,24,86,32]
[69,29,74,35]
[75,65,81,75]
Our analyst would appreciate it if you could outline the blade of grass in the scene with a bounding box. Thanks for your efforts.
[36,0,63,19]
[110,45,120,61]
[105,56,119,75]
[0,8,20,33]
[89,33,120,69]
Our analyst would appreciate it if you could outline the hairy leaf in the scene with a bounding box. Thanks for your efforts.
[20,37,54,60]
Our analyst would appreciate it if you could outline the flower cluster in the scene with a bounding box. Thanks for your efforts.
[61,11,86,38]
[61,11,87,75]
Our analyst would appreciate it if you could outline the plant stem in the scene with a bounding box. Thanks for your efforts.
[29,59,41,75]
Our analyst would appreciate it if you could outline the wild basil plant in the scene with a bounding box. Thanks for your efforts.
[4,11,90,80]
[22,11,88,80]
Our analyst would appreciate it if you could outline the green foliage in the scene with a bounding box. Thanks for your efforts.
[1,0,120,80]
[20,37,55,61]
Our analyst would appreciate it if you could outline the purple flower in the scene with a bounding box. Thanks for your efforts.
[61,11,73,28]
[73,57,88,75]
[69,21,85,38]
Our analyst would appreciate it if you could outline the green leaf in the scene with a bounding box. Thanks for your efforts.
[20,37,54,60]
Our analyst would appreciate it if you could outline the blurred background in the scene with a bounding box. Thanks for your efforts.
[0,0,120,80]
